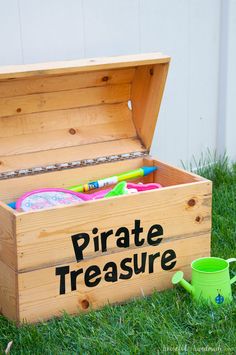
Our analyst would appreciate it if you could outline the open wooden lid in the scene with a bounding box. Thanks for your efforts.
[0,53,170,174]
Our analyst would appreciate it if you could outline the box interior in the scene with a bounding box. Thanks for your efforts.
[0,156,203,213]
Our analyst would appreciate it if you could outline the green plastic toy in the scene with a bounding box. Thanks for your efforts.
[172,257,236,305]
[103,181,128,198]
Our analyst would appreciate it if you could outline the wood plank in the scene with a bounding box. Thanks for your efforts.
[0,260,18,321]
[15,180,211,271]
[0,117,136,156]
[0,53,170,80]
[18,233,210,323]
[0,102,132,138]
[0,137,144,175]
[0,203,17,269]
[0,68,135,98]
[131,63,170,149]
[0,83,130,118]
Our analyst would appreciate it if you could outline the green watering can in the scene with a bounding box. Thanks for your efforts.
[172,257,236,304]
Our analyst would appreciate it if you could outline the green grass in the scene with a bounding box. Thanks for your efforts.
[1,156,236,354]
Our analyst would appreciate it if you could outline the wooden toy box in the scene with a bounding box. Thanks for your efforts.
[0,53,212,323]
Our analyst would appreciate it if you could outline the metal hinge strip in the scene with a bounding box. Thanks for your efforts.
[0,151,149,180]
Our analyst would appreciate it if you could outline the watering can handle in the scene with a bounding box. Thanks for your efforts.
[227,258,236,284]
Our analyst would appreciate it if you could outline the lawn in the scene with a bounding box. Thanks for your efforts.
[0,156,236,354]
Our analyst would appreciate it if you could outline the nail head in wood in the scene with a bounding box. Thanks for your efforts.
[195,216,202,223]
[81,299,90,309]
[69,128,76,135]
[102,76,109,82]
[188,198,196,207]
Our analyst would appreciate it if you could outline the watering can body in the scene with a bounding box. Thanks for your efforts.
[172,257,236,305]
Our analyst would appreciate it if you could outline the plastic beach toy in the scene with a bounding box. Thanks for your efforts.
[104,181,129,198]
[85,182,162,200]
[16,188,90,212]
[172,257,236,304]
[69,166,158,192]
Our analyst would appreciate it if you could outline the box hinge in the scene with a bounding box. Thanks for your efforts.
[0,150,149,180]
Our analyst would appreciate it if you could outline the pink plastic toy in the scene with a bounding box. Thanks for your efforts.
[87,182,162,200]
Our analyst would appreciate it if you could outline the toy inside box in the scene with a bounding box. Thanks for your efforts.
[0,53,212,323]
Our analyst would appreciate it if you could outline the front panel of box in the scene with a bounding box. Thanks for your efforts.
[17,180,211,322]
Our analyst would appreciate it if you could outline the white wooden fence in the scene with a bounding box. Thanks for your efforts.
[0,0,235,166]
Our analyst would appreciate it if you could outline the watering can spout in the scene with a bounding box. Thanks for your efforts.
[172,271,194,294]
